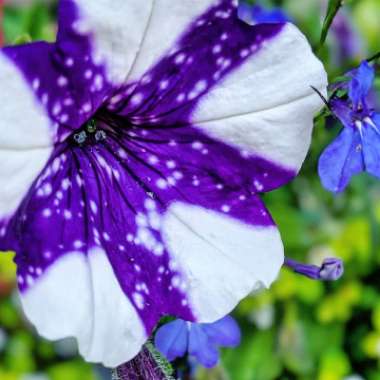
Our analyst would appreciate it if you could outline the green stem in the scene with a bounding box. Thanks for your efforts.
[319,0,344,48]
[367,50,380,63]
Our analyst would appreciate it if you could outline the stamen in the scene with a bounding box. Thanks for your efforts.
[95,130,107,142]
[284,257,344,281]
[73,130,87,145]
[71,119,107,146]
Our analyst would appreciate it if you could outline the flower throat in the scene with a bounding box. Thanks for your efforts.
[72,119,107,147]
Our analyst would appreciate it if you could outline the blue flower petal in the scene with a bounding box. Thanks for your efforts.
[371,113,380,128]
[330,99,354,128]
[362,114,380,179]
[238,3,290,25]
[188,324,219,368]
[252,5,291,24]
[237,2,254,24]
[348,61,375,109]
[318,126,364,193]
[154,320,188,362]
[202,316,241,347]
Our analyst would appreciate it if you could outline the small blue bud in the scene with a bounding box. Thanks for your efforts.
[319,258,344,281]
[284,257,344,281]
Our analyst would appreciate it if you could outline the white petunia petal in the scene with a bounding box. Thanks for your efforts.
[0,53,52,219]
[126,0,216,81]
[192,24,327,171]
[162,203,284,322]
[67,0,154,83]
[20,248,147,368]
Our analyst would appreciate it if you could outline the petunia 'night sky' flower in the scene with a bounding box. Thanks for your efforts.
[155,315,241,369]
[319,61,380,193]
[0,0,326,367]
[238,1,291,25]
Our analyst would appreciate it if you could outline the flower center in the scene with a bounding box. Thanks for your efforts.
[72,119,107,146]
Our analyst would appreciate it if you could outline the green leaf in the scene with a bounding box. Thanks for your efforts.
[48,361,96,380]
[320,0,344,47]
[222,329,282,380]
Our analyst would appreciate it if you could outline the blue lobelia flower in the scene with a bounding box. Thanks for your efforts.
[238,2,291,25]
[0,0,326,367]
[154,315,241,369]
[319,61,380,193]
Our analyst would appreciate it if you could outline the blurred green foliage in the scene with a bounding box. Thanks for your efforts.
[1,0,380,379]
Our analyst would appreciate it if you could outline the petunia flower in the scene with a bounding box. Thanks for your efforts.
[154,315,241,369]
[0,0,326,367]
[238,1,291,25]
[319,60,380,193]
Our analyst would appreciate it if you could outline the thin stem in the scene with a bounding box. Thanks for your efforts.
[0,0,3,47]
[367,50,380,63]
[319,0,344,48]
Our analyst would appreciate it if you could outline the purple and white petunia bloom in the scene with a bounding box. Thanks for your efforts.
[0,0,326,367]
[154,315,241,368]
[319,61,380,193]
